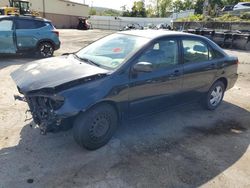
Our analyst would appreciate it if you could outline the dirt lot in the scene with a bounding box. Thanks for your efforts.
[0,29,250,188]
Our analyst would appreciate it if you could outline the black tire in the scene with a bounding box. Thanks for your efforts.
[203,81,225,110]
[60,117,74,131]
[37,42,54,58]
[73,103,118,150]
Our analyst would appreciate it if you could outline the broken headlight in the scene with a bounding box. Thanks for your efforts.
[34,95,65,111]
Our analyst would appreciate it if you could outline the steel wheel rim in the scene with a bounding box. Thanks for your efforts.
[89,113,110,140]
[210,86,223,106]
[40,44,53,57]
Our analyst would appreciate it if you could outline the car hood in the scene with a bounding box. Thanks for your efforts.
[11,55,109,94]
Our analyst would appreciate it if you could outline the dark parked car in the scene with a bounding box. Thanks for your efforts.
[120,23,143,31]
[221,5,234,12]
[11,30,238,150]
[156,23,172,30]
[0,15,60,58]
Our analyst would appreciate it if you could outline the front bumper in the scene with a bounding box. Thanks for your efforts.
[25,96,62,133]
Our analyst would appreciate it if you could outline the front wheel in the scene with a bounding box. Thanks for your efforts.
[203,81,225,110]
[73,104,118,150]
[37,42,54,58]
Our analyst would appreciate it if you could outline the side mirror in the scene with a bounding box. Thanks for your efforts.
[133,62,153,73]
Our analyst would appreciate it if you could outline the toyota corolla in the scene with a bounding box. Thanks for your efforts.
[11,30,238,150]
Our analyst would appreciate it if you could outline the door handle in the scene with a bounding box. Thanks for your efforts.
[170,70,181,76]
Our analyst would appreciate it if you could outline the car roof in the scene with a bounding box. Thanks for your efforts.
[0,15,50,22]
[118,30,198,39]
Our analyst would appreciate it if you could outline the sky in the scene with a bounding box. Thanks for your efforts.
[72,0,149,10]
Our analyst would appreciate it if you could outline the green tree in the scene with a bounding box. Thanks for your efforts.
[121,5,132,16]
[222,0,239,5]
[103,9,120,16]
[131,1,147,17]
[122,1,147,17]
[146,4,157,17]
[172,0,184,12]
[89,8,97,15]
[183,0,194,10]
[158,0,172,17]
[194,0,205,14]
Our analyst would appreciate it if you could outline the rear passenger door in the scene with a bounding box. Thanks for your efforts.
[0,19,16,54]
[14,18,45,51]
[181,38,218,94]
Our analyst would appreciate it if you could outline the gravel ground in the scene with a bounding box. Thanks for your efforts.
[0,29,249,188]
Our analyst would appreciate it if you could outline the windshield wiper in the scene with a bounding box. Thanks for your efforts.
[74,54,100,67]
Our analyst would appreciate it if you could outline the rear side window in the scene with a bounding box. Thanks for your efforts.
[35,21,46,28]
[183,40,209,63]
[16,19,46,29]
[0,20,13,31]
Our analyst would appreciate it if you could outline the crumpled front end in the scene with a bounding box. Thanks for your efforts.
[24,94,65,134]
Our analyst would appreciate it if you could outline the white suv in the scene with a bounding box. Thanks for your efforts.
[233,2,250,10]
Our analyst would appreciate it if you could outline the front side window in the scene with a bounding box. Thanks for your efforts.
[0,20,13,31]
[138,39,179,70]
[76,33,150,70]
[183,40,209,63]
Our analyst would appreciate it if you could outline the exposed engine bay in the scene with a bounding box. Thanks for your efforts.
[15,93,65,134]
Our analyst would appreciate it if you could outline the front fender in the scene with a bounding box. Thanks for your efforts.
[54,70,130,120]
[55,78,109,116]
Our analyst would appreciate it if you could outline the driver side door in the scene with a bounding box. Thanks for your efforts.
[128,38,183,117]
[0,19,16,54]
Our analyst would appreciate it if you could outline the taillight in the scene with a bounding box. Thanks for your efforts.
[52,30,59,37]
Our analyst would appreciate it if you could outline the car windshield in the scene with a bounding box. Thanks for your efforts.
[75,33,150,70]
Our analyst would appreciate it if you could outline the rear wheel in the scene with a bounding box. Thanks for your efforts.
[73,104,118,150]
[37,42,54,58]
[203,81,225,110]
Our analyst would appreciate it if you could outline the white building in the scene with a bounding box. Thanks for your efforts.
[0,0,89,28]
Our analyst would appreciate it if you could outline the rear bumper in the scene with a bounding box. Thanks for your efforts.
[227,73,238,90]
[54,41,61,50]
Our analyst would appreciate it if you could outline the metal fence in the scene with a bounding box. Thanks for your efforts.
[88,10,195,31]
[184,29,250,51]
[89,18,172,31]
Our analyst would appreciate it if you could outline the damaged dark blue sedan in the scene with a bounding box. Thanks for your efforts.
[11,30,238,150]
